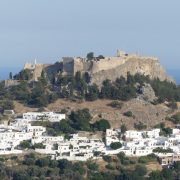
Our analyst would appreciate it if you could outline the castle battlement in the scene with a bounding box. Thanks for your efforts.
[62,50,159,76]
[61,50,173,85]
[24,63,35,70]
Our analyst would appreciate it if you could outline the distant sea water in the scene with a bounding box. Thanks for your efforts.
[167,69,180,85]
[0,67,21,80]
[0,67,179,85]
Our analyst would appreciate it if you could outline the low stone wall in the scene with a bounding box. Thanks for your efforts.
[4,80,20,88]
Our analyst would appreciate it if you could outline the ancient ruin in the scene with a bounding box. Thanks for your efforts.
[61,50,173,86]
[20,50,174,86]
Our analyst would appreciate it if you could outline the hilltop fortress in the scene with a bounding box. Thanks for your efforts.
[62,50,173,86]
[21,50,173,86]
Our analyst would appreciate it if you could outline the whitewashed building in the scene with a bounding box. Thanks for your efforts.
[23,112,66,122]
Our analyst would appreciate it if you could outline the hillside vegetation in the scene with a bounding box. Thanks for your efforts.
[2,71,180,109]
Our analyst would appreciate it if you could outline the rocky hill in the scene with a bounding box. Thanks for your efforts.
[3,50,180,131]
[91,55,174,86]
[13,98,177,130]
[22,50,174,86]
[61,50,174,86]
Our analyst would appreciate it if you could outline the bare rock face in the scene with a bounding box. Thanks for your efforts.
[90,57,174,86]
[24,51,174,86]
[24,63,52,82]
[137,83,157,103]
[99,99,170,129]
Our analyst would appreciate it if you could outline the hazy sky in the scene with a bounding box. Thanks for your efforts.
[0,0,180,70]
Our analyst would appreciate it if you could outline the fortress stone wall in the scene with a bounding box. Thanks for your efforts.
[91,57,173,86]
[22,50,173,85]
[62,57,74,76]
[4,80,20,88]
[24,63,35,70]
[90,57,128,74]
[24,62,52,81]
[61,50,173,85]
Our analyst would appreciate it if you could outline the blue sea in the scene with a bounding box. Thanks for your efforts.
[0,67,21,80]
[0,67,179,85]
[167,69,180,85]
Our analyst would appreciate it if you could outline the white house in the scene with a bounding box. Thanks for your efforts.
[32,135,64,145]
[143,129,160,138]
[23,112,66,122]
[125,130,143,139]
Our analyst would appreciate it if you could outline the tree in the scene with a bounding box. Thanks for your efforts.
[75,71,81,82]
[97,55,105,59]
[174,161,180,171]
[149,170,162,180]
[171,112,180,124]
[49,160,58,168]
[19,140,31,149]
[127,72,135,85]
[23,157,36,165]
[14,69,32,81]
[86,84,99,101]
[160,127,172,137]
[103,156,112,163]
[33,143,45,149]
[0,100,14,110]
[87,162,98,171]
[87,52,94,60]
[9,72,13,80]
[72,162,86,175]
[39,70,47,86]
[110,142,122,150]
[35,157,50,167]
[93,119,111,132]
[58,159,72,170]
[28,82,49,107]
[123,111,133,117]
[134,122,147,130]
[69,108,92,131]
[121,124,127,134]
[135,165,147,176]
[13,171,31,180]
[100,80,112,98]
[161,168,173,180]
[153,147,173,153]
[83,72,91,83]
[108,101,123,109]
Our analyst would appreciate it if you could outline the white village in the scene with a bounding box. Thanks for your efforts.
[0,111,180,167]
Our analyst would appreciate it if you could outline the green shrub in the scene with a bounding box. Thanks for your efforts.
[160,127,172,137]
[105,164,115,170]
[123,111,133,117]
[109,101,123,109]
[120,124,127,134]
[134,122,147,130]
[19,140,31,149]
[103,156,112,163]
[135,165,147,176]
[110,142,122,150]
[170,112,180,124]
[93,119,111,132]
[87,162,98,171]
[138,154,157,164]
[153,147,173,153]
[32,143,45,149]
[129,160,136,164]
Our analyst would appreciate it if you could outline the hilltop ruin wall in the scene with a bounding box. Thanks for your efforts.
[61,53,173,86]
